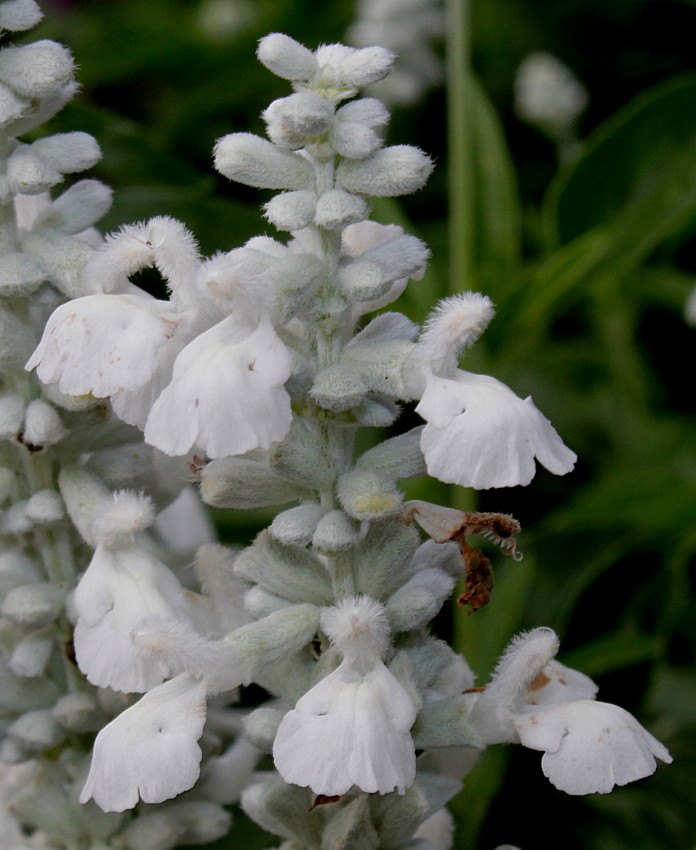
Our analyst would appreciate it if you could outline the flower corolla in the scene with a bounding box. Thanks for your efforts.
[273,596,417,795]
[470,628,672,794]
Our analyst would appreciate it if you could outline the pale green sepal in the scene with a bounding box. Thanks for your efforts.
[404,639,458,692]
[340,339,414,399]
[21,228,93,298]
[264,781,325,848]
[387,585,443,633]
[357,427,425,481]
[310,364,368,412]
[243,706,285,753]
[413,769,464,820]
[0,251,46,296]
[387,649,422,712]
[226,603,319,683]
[245,586,294,619]
[0,656,58,712]
[234,531,333,605]
[321,795,380,850]
[0,301,33,365]
[354,520,420,599]
[200,455,308,509]
[338,468,402,521]
[370,783,428,850]
[269,420,336,490]
[8,762,91,845]
[412,694,480,749]
[57,464,110,547]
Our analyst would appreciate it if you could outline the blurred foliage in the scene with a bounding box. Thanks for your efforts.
[20,0,696,848]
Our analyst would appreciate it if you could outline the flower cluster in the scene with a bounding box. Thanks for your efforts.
[5,18,672,850]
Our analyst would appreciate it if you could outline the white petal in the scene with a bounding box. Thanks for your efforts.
[273,659,416,796]
[80,673,207,812]
[73,543,194,692]
[526,660,598,706]
[26,294,179,397]
[144,315,292,458]
[514,700,672,795]
[417,371,576,489]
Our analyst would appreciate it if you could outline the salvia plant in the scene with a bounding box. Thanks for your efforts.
[0,3,673,849]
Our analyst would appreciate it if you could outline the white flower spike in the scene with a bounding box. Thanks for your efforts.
[273,596,417,796]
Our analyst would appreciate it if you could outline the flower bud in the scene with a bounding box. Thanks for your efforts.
[263,190,316,231]
[243,706,284,752]
[341,339,414,399]
[0,392,25,439]
[34,179,112,235]
[337,145,433,196]
[386,568,456,632]
[264,91,334,137]
[338,468,402,520]
[24,489,64,523]
[0,41,74,99]
[244,585,291,619]
[200,455,306,509]
[52,692,105,732]
[1,582,64,627]
[316,43,395,87]
[0,1,43,32]
[257,33,319,81]
[314,189,370,230]
[269,502,324,546]
[32,131,101,173]
[214,132,314,190]
[7,708,64,754]
[7,147,61,194]
[9,630,53,678]
[312,509,360,552]
[22,398,67,447]
[2,500,31,534]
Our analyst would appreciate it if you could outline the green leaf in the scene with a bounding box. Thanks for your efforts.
[561,630,662,677]
[545,72,696,246]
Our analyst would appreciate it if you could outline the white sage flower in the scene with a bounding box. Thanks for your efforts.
[273,596,417,796]
[417,371,577,489]
[144,313,292,458]
[471,628,672,795]
[73,491,198,693]
[80,672,207,812]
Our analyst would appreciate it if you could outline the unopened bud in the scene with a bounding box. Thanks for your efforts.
[337,145,433,197]
[310,364,367,412]
[338,468,402,520]
[214,132,314,190]
[1,582,65,627]
[243,706,284,752]
[263,190,316,231]
[257,33,319,81]
[25,489,64,524]
[0,0,43,32]
[23,399,67,447]
[7,708,64,753]
[269,502,324,546]
[312,509,360,552]
[0,393,25,439]
[0,41,74,99]
[315,189,370,230]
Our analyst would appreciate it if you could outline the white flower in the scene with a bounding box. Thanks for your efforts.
[515,52,588,135]
[144,313,292,458]
[273,596,417,796]
[471,628,672,795]
[80,673,207,812]
[416,371,577,489]
[73,492,197,693]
